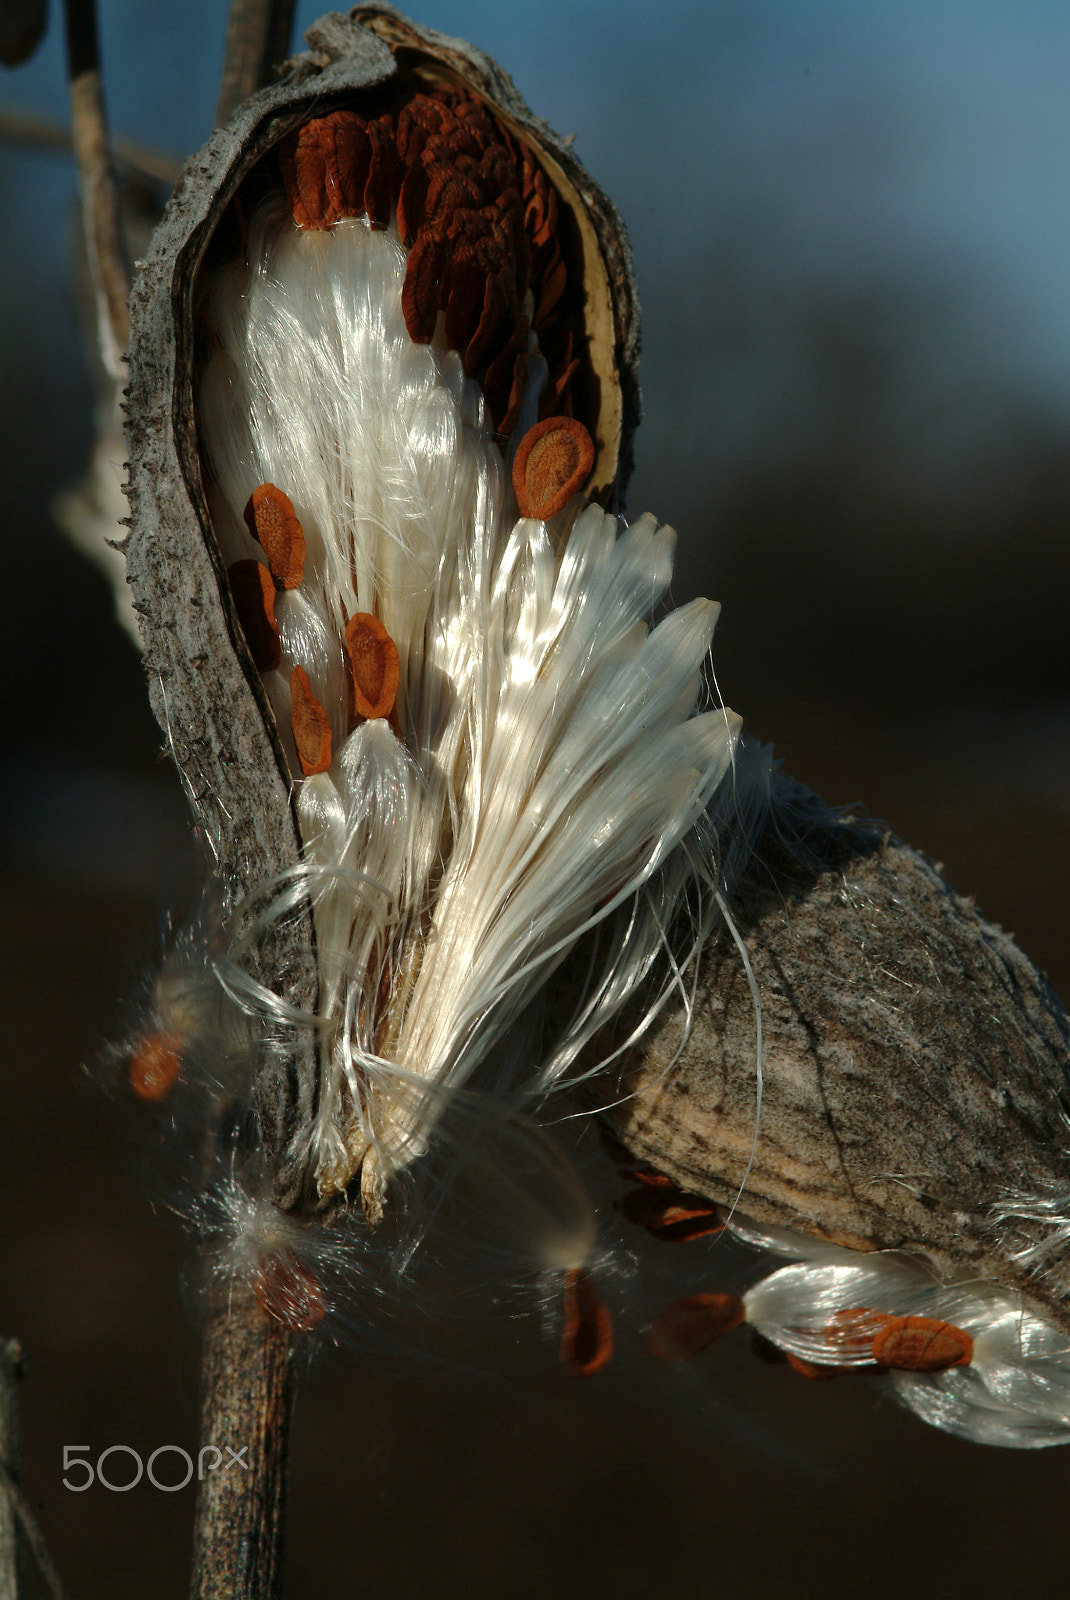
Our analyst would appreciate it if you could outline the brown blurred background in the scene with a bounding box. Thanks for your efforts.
[2,2,1070,1595]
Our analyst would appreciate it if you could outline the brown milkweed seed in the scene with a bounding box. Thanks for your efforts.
[129,1031,184,1101]
[871,1315,973,1372]
[645,1293,745,1362]
[560,1267,614,1377]
[512,416,595,520]
[290,666,333,776]
[243,482,306,589]
[344,613,400,721]
[254,1252,327,1332]
[228,560,281,672]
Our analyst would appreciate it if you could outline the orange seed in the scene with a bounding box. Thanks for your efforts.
[617,1183,723,1242]
[785,1351,845,1382]
[345,613,400,721]
[512,416,595,520]
[560,1268,614,1377]
[243,483,306,589]
[228,560,281,672]
[290,666,332,776]
[646,1293,745,1362]
[129,1031,184,1101]
[254,1252,327,1332]
[872,1315,973,1372]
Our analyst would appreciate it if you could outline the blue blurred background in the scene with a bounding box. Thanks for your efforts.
[2,4,1070,1595]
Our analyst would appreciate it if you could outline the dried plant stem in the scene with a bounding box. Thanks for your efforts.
[0,1340,68,1600]
[0,104,180,186]
[0,1338,22,1600]
[63,0,130,379]
[216,0,296,126]
[190,1287,294,1600]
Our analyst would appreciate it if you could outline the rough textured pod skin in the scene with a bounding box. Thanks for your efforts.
[122,6,641,1210]
[599,773,1070,1336]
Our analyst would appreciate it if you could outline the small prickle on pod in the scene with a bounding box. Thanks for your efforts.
[121,0,739,1320]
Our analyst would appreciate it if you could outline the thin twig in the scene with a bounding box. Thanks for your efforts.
[0,1462,68,1600]
[0,1343,69,1600]
[189,1285,294,1600]
[216,0,296,127]
[0,1339,23,1599]
[0,104,181,186]
[63,0,130,379]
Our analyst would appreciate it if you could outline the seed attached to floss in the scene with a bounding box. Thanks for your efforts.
[872,1315,973,1372]
[243,482,306,589]
[290,666,332,776]
[560,1268,614,1377]
[345,613,400,721]
[228,559,282,671]
[254,1251,327,1332]
[512,416,595,520]
[128,1031,184,1101]
[646,1293,745,1362]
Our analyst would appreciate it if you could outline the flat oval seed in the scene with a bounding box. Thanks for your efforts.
[646,1293,745,1362]
[560,1267,614,1377]
[872,1315,973,1372]
[345,612,400,720]
[129,1031,184,1101]
[228,560,281,671]
[617,1183,723,1242]
[254,1252,327,1332]
[785,1352,845,1382]
[243,482,306,589]
[290,665,332,776]
[512,416,595,520]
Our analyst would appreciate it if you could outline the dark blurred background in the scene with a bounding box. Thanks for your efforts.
[2,2,1070,1595]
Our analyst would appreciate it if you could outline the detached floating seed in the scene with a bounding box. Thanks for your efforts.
[513,416,595,520]
[244,482,306,589]
[228,560,282,671]
[617,1183,724,1242]
[872,1315,973,1372]
[345,613,400,721]
[560,1267,614,1377]
[785,1352,845,1383]
[129,1031,184,1101]
[254,1251,327,1332]
[646,1293,745,1362]
[290,666,332,776]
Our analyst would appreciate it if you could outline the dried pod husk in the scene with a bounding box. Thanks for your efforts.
[597,773,1070,1338]
[123,6,640,1212]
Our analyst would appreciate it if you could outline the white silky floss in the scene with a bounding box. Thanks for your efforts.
[197,201,740,1227]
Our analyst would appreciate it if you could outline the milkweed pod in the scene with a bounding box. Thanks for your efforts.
[122,8,641,1214]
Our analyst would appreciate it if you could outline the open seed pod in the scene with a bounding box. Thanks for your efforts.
[123,7,647,1213]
